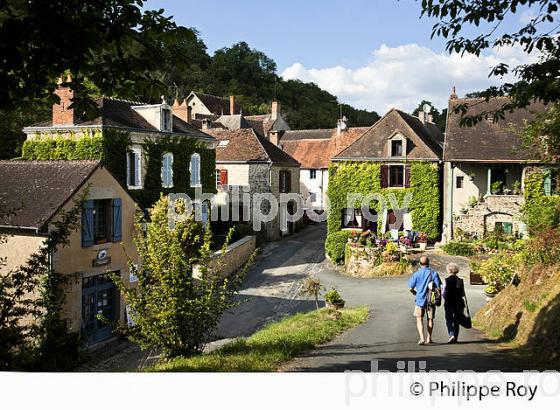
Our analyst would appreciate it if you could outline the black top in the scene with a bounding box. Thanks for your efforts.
[443,275,465,308]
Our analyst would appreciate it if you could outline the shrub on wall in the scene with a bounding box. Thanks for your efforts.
[326,161,440,261]
[441,241,476,256]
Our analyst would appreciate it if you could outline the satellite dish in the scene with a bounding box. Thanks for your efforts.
[423,103,431,114]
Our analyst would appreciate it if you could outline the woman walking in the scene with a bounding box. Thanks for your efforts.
[442,263,465,343]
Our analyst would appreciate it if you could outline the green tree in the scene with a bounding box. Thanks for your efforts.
[111,196,252,359]
[417,0,560,124]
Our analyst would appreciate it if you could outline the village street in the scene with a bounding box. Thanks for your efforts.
[79,223,518,372]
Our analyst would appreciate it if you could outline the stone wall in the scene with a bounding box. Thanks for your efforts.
[193,235,256,280]
[454,195,525,238]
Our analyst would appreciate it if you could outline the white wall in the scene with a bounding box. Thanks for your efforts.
[300,168,328,209]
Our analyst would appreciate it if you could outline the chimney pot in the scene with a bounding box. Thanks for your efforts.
[229,95,236,115]
[172,97,191,124]
[271,101,280,120]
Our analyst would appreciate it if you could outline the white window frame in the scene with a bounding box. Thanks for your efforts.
[389,134,406,158]
[342,208,362,229]
[190,153,201,187]
[309,169,317,179]
[126,147,142,189]
[161,152,174,188]
[161,107,172,132]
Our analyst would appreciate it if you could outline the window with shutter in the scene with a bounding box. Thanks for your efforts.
[380,165,389,188]
[127,149,142,188]
[404,165,411,188]
[389,165,404,187]
[111,198,122,242]
[82,200,95,247]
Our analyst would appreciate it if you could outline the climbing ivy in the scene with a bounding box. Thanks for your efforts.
[19,131,215,209]
[20,129,130,185]
[326,161,440,255]
[134,136,215,208]
[523,170,560,235]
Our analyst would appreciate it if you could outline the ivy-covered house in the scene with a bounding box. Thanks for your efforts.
[443,89,549,241]
[326,107,443,255]
[21,76,217,208]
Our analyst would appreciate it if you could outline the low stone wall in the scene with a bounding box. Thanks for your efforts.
[454,195,525,238]
[193,235,256,280]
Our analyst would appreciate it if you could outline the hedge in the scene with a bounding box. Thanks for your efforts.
[441,241,475,257]
[325,230,354,264]
[20,131,215,209]
[326,161,440,261]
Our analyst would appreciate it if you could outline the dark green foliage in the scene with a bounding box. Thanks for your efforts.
[442,241,476,257]
[325,230,354,264]
[523,229,560,266]
[418,0,560,123]
[133,137,215,209]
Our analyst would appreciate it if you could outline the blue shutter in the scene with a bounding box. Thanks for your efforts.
[161,154,167,187]
[544,173,552,196]
[112,198,122,242]
[82,200,94,248]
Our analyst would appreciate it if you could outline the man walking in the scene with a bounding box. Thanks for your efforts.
[408,256,441,345]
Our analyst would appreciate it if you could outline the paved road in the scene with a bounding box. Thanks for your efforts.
[78,223,518,371]
[283,227,519,372]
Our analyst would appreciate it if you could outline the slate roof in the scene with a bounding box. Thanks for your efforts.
[25,97,214,140]
[334,109,443,160]
[0,161,100,231]
[280,127,369,169]
[444,96,546,162]
[189,92,240,115]
[205,128,299,166]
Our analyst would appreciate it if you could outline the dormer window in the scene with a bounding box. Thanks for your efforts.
[162,108,172,132]
[391,140,403,157]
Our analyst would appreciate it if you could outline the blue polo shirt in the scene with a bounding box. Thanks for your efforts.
[408,267,441,308]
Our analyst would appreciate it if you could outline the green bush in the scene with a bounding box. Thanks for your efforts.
[325,288,345,309]
[478,253,518,293]
[523,172,560,235]
[325,230,353,264]
[441,241,476,256]
[523,229,560,266]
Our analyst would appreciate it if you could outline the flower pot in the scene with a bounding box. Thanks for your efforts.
[326,301,345,310]
[484,291,497,298]
[418,242,427,251]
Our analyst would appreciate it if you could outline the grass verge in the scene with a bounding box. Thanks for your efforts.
[152,306,369,372]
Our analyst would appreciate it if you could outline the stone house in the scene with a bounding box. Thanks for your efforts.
[22,76,217,208]
[205,128,301,241]
[327,108,444,241]
[280,117,369,210]
[443,90,548,240]
[0,161,139,346]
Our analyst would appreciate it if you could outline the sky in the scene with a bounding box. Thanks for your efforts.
[149,0,538,113]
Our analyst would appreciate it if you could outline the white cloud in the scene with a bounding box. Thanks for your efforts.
[281,43,538,113]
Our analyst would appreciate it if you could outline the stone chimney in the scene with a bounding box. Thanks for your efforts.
[172,98,192,124]
[269,130,280,146]
[229,95,236,115]
[336,116,348,134]
[271,101,280,120]
[52,74,76,126]
[450,86,458,100]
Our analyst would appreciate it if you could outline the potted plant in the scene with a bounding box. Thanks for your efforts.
[503,187,512,195]
[468,196,478,208]
[512,181,522,195]
[417,232,429,251]
[491,181,503,195]
[484,284,499,298]
[325,288,345,310]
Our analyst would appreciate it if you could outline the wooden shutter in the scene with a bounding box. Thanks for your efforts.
[220,169,228,186]
[111,198,122,242]
[380,165,389,188]
[404,165,411,188]
[82,200,94,247]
